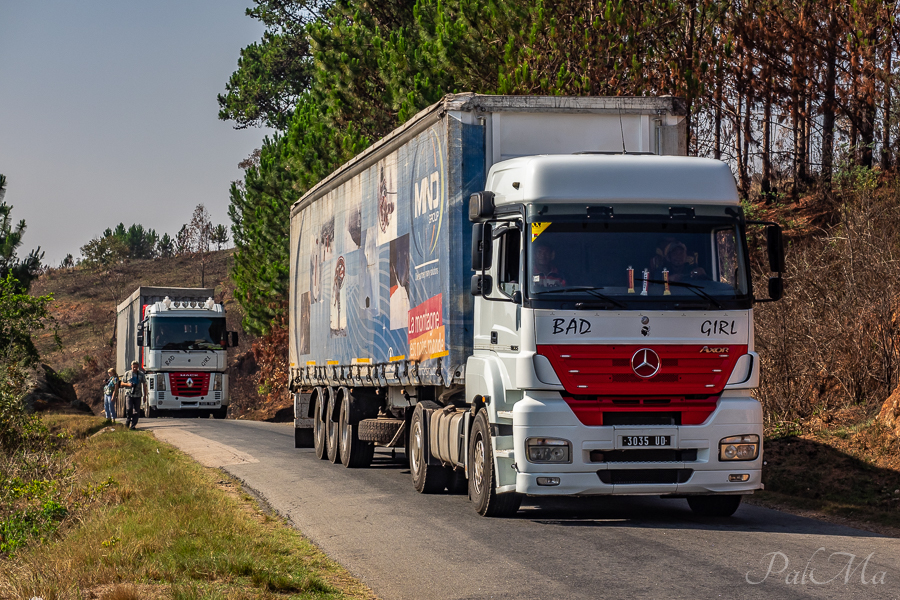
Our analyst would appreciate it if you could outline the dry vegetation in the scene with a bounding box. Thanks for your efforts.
[747,168,900,527]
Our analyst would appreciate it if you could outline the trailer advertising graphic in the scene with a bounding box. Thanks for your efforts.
[291,123,457,384]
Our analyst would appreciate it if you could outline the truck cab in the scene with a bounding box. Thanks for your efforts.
[464,154,783,516]
[134,296,237,418]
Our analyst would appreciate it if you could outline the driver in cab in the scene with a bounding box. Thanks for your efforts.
[532,239,566,288]
[660,240,706,282]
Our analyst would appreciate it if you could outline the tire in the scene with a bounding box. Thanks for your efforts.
[339,397,374,468]
[687,495,742,517]
[147,406,158,419]
[313,392,329,460]
[358,419,404,443]
[469,411,522,517]
[326,391,342,464]
[409,402,448,494]
[213,407,228,420]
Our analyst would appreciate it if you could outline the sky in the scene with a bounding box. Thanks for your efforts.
[0,1,273,266]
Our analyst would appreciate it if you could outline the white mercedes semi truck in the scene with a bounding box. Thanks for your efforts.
[116,287,239,419]
[288,94,784,517]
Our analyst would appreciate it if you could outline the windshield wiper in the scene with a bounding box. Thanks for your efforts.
[644,279,723,309]
[532,286,626,308]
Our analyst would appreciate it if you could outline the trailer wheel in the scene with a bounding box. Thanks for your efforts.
[326,392,342,464]
[313,392,329,460]
[469,411,522,517]
[410,401,448,493]
[687,495,742,517]
[338,396,374,468]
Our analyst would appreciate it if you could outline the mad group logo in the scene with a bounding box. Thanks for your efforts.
[411,127,446,261]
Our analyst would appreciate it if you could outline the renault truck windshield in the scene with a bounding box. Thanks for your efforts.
[150,317,226,350]
[527,213,750,309]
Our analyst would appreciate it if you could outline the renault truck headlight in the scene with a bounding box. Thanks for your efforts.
[156,374,166,391]
[719,435,759,461]
[526,438,572,464]
[213,373,223,391]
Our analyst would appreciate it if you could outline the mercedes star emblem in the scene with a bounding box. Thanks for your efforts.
[631,348,661,378]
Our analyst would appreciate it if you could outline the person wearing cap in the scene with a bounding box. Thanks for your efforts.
[102,368,119,420]
[662,240,706,282]
[121,360,148,430]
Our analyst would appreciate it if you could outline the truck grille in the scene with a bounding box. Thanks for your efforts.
[537,344,747,396]
[597,469,693,485]
[170,373,210,397]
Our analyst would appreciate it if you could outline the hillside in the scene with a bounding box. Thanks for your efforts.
[29,251,289,420]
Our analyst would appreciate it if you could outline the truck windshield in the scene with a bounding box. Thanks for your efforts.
[149,317,226,350]
[527,216,750,309]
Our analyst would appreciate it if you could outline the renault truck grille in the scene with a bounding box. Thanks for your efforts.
[170,373,210,397]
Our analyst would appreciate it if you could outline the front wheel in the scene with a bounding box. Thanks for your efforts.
[687,495,742,517]
[213,406,228,420]
[469,411,521,517]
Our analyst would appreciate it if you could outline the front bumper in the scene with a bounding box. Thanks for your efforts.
[510,391,763,496]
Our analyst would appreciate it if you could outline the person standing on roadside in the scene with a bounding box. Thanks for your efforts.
[103,368,119,420]
[121,360,148,430]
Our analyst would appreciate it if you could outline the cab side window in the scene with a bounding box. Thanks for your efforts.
[496,225,521,297]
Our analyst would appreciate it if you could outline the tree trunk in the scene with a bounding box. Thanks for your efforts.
[881,44,892,171]
[714,64,723,160]
[821,13,838,184]
[761,72,773,202]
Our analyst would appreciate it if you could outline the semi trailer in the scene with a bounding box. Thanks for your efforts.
[288,93,784,517]
[116,287,238,419]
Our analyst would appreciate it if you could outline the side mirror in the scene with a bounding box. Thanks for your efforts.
[767,224,785,273]
[471,223,493,271]
[512,290,522,304]
[136,331,144,347]
[768,277,784,301]
[471,274,493,296]
[469,191,495,222]
[230,331,239,347]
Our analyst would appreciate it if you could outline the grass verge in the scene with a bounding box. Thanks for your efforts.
[0,415,374,600]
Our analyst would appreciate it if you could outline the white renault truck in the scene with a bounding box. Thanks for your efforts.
[288,94,784,517]
[116,287,239,419]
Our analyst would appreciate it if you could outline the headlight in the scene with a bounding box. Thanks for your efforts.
[156,374,167,391]
[719,434,759,461]
[526,438,572,463]
[213,373,223,391]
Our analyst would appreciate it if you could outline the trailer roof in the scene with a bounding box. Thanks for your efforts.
[290,93,687,218]
[487,154,740,206]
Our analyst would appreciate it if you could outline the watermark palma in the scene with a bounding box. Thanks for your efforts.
[746,548,888,585]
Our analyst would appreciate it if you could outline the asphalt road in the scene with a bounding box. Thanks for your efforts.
[139,418,900,600]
